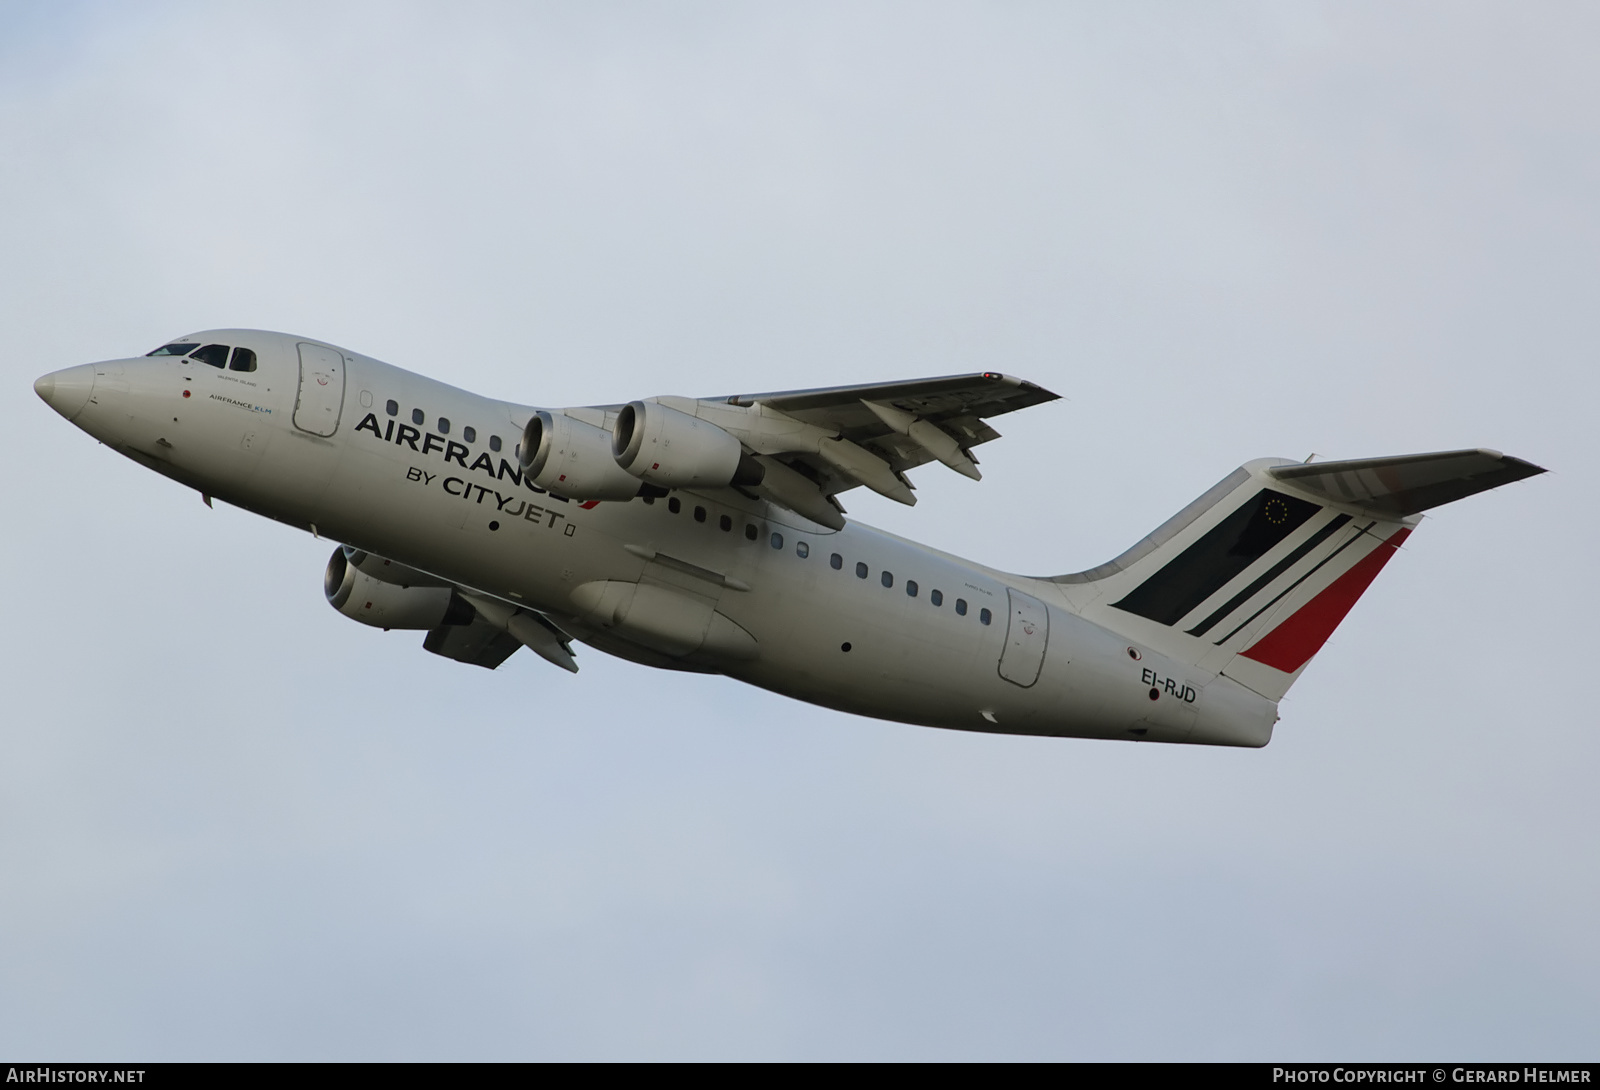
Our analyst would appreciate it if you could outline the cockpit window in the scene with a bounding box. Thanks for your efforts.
[228,347,257,372]
[147,343,199,357]
[191,344,229,368]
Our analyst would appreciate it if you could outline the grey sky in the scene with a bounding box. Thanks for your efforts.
[2,2,1594,1059]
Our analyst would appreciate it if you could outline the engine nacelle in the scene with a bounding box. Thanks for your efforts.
[520,411,646,501]
[612,400,748,489]
[342,546,451,588]
[324,547,465,630]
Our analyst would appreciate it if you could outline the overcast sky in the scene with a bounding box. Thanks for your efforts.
[2,1,1595,1060]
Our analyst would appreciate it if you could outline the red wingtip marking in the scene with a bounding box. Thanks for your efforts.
[1241,528,1411,674]
[578,500,600,509]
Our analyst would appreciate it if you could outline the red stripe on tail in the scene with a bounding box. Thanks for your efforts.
[1240,528,1411,674]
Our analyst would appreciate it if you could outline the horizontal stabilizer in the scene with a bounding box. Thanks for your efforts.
[1269,449,1545,517]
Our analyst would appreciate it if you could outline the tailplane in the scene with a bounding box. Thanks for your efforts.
[1053,449,1543,701]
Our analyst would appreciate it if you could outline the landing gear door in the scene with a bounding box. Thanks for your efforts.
[998,587,1049,688]
[293,342,346,437]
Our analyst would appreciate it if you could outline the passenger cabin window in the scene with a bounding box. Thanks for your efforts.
[411,408,425,425]
[881,571,894,588]
[745,524,758,541]
[931,589,944,606]
[956,598,968,616]
[855,562,868,579]
[719,515,732,532]
[770,532,784,549]
[438,418,450,434]
[228,347,257,372]
[694,506,707,523]
[906,580,918,598]
[830,553,843,570]
[490,435,502,452]
[385,400,399,417]
[796,542,809,558]
[147,343,199,357]
[980,608,992,625]
[668,497,681,514]
[191,344,229,368]
[463,426,476,443]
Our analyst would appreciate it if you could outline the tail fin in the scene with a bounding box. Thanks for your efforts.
[1053,449,1543,701]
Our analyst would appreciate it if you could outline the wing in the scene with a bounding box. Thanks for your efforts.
[423,611,525,669]
[705,372,1058,526]
[423,589,581,673]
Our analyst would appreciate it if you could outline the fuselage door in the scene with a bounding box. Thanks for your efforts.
[293,342,346,437]
[998,587,1049,687]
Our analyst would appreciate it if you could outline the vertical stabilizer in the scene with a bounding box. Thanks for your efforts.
[1050,450,1542,702]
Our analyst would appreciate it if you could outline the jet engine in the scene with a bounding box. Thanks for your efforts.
[520,411,647,501]
[341,546,452,588]
[612,400,763,489]
[324,547,468,630]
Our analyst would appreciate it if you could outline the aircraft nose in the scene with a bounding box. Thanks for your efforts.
[34,363,97,421]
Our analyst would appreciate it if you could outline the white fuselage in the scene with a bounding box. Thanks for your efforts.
[40,330,1278,747]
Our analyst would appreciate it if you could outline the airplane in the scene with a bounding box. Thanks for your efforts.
[34,330,1544,747]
